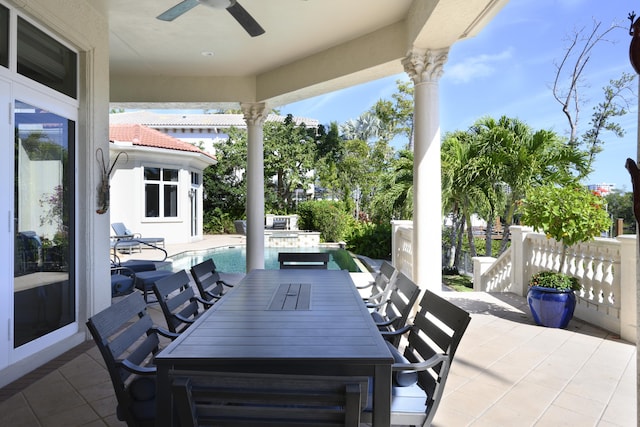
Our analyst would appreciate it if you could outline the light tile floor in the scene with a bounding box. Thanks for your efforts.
[0,235,636,426]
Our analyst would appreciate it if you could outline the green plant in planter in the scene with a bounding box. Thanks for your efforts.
[521,184,610,327]
[521,184,611,276]
[528,270,581,291]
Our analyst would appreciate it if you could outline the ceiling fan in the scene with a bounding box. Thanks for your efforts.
[157,0,265,37]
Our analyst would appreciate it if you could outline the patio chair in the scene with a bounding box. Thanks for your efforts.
[112,222,165,248]
[152,269,213,333]
[189,258,235,303]
[171,371,368,427]
[278,252,330,269]
[233,219,246,235]
[370,272,420,347]
[360,260,397,305]
[363,289,471,427]
[85,291,179,427]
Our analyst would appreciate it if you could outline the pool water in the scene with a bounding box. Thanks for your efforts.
[170,246,362,273]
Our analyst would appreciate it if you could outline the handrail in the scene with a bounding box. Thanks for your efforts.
[111,238,168,263]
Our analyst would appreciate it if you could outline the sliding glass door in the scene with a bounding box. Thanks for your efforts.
[13,98,75,349]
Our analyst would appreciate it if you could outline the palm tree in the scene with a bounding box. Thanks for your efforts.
[370,149,414,221]
[471,116,588,254]
[441,130,493,265]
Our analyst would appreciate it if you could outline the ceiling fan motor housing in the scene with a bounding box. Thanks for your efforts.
[200,0,236,9]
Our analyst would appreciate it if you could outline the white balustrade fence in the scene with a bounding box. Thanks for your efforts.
[391,222,637,342]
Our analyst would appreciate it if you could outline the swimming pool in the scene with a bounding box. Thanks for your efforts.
[170,246,363,273]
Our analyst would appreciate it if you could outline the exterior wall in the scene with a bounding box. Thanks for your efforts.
[109,145,211,245]
[0,0,110,388]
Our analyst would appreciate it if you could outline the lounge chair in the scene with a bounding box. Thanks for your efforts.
[111,222,165,248]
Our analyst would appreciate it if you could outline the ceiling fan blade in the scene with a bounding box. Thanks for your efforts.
[157,0,200,21]
[227,1,265,37]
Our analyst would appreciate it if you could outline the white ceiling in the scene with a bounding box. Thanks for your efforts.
[99,0,509,109]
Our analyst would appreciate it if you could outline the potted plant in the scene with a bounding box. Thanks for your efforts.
[520,184,610,328]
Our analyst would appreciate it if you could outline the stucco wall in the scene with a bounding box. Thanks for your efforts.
[0,0,110,388]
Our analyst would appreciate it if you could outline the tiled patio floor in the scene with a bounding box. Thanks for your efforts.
[0,235,635,426]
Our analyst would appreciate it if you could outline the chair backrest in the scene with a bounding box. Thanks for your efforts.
[406,289,471,426]
[366,261,398,306]
[86,292,161,426]
[190,258,225,302]
[153,269,205,333]
[278,252,330,269]
[375,272,420,344]
[234,219,246,235]
[171,371,368,427]
[111,222,129,236]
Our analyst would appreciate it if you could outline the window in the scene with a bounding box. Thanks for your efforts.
[144,167,178,218]
[0,5,8,68]
[17,17,77,98]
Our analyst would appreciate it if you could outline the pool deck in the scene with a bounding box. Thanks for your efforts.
[1,234,635,426]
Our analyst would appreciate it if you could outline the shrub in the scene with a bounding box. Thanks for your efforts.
[203,208,236,234]
[345,222,391,260]
[296,200,353,242]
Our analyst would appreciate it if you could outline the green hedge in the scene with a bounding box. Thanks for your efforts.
[296,200,353,242]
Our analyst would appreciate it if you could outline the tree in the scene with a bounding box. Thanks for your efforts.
[441,129,493,264]
[521,184,610,272]
[475,116,588,254]
[370,149,414,222]
[552,19,635,176]
[263,115,318,212]
[371,79,414,148]
[605,190,636,234]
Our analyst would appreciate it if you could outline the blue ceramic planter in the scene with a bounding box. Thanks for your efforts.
[527,286,576,328]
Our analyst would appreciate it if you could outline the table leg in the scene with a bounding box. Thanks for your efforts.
[373,364,392,427]
[156,365,171,427]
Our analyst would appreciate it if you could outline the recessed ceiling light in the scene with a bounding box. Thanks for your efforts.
[201,51,215,57]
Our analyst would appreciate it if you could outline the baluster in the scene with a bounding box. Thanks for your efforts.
[574,244,586,299]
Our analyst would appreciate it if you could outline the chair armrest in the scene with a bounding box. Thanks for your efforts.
[192,295,215,309]
[374,315,399,327]
[365,299,389,309]
[357,281,374,290]
[119,359,157,376]
[379,324,412,338]
[218,280,234,288]
[392,353,449,373]
[152,326,180,340]
[173,314,196,324]
[204,290,223,300]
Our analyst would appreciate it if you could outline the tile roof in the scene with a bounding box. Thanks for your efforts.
[109,111,319,128]
[109,124,216,161]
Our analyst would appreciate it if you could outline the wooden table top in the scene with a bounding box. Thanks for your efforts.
[156,269,392,365]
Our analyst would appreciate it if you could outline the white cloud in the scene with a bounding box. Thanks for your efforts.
[444,48,514,84]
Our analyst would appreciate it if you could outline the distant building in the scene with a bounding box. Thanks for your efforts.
[587,183,615,196]
[109,111,319,156]
[109,124,217,244]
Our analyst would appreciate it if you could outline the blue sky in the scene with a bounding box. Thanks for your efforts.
[281,0,639,191]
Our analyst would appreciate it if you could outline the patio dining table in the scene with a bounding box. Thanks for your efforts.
[154,268,393,426]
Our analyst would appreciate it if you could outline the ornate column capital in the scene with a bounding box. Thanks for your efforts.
[402,48,449,84]
[240,102,267,126]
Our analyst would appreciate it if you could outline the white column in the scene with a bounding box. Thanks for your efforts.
[241,103,267,271]
[402,48,448,291]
